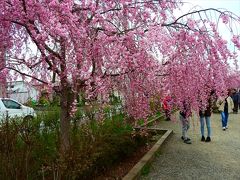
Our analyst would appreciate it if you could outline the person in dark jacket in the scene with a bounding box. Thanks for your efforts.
[231,89,239,113]
[179,101,192,144]
[199,97,212,142]
[238,89,240,110]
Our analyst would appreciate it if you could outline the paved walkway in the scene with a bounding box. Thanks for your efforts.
[141,113,240,180]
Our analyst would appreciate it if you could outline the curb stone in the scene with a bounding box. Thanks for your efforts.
[122,128,173,180]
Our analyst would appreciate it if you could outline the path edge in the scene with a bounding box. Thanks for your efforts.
[122,128,173,180]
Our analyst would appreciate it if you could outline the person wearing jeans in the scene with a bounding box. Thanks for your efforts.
[199,97,212,142]
[199,116,211,142]
[216,94,234,130]
[221,110,229,129]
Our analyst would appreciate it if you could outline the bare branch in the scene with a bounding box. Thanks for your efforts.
[102,69,135,78]
[162,8,228,27]
[155,73,170,76]
[6,67,49,84]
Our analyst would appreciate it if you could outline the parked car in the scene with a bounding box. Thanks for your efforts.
[0,98,36,120]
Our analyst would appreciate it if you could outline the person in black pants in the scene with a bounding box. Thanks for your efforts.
[231,89,238,113]
[238,90,240,110]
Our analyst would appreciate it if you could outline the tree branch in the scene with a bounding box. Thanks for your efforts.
[6,67,49,84]
[162,8,224,27]
[101,69,135,78]
[10,20,61,75]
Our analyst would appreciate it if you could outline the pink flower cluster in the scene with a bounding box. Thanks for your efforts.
[231,35,240,50]
[221,14,229,24]
[0,0,239,123]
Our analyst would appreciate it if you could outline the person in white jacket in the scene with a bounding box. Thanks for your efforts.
[216,94,234,130]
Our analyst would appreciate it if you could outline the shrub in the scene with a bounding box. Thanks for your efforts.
[0,109,149,179]
[0,116,58,179]
[24,98,37,108]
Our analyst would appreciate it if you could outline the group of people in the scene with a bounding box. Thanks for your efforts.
[163,90,236,145]
[179,91,234,144]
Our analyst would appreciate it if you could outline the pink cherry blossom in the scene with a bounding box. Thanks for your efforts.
[221,14,229,24]
[0,0,239,151]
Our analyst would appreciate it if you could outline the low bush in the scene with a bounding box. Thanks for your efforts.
[0,110,149,179]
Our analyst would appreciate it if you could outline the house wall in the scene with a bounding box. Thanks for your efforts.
[7,81,40,104]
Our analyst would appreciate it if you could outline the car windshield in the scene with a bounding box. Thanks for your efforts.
[2,99,21,109]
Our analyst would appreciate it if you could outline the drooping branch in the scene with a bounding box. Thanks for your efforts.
[6,67,48,84]
[10,20,61,75]
[162,8,238,27]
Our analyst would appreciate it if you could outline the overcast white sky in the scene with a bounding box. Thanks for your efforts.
[182,0,240,13]
[174,0,240,67]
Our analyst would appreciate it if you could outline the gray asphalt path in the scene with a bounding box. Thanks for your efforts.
[141,112,240,180]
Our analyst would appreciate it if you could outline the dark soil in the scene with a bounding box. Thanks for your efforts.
[95,133,163,180]
[95,145,152,180]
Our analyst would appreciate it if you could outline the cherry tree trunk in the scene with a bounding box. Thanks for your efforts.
[59,81,74,154]
[0,50,6,97]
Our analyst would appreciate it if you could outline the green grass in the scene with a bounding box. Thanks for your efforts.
[141,164,152,176]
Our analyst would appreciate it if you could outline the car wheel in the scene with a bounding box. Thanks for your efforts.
[23,115,34,121]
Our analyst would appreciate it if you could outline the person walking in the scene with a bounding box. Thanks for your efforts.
[179,101,192,144]
[216,93,234,131]
[199,97,212,142]
[231,89,238,113]
[237,89,240,110]
[163,95,172,121]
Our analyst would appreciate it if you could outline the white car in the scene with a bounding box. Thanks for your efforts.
[0,98,36,120]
